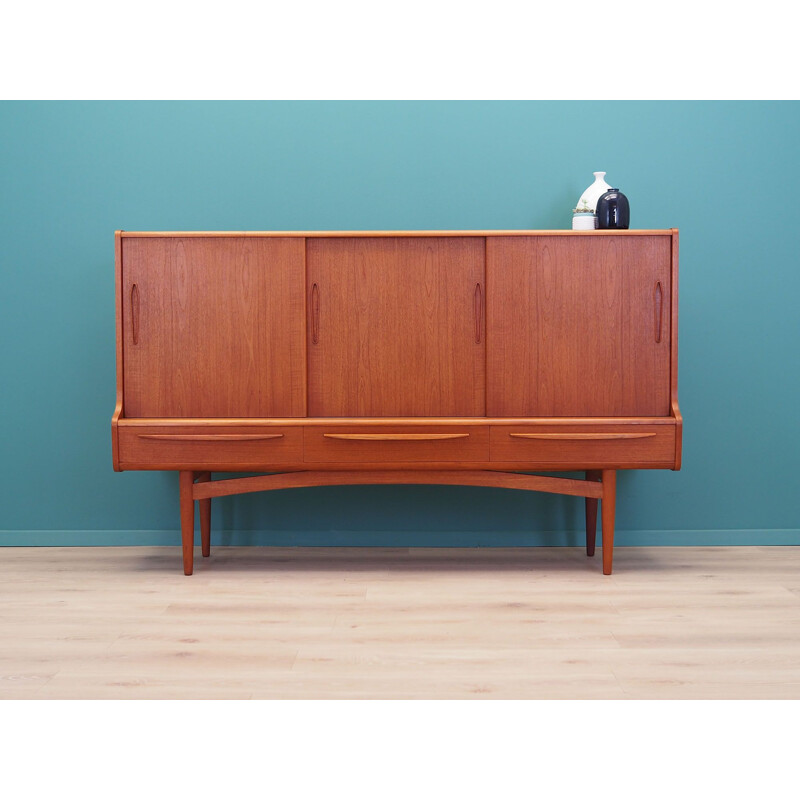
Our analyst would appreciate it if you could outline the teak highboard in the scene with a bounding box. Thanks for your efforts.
[112,230,681,575]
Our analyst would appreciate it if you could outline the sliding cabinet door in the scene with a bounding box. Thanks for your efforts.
[123,236,306,417]
[487,236,671,417]
[308,237,485,417]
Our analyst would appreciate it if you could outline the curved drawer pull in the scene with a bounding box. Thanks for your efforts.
[509,433,656,441]
[138,434,285,442]
[323,433,470,441]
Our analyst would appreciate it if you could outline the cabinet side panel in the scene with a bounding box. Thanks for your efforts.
[671,229,682,468]
[122,237,306,417]
[487,236,671,416]
[112,231,124,469]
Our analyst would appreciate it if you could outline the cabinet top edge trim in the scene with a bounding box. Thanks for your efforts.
[116,230,677,238]
[118,417,678,427]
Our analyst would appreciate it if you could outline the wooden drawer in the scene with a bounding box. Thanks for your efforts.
[118,426,303,469]
[490,424,676,468]
[304,426,489,464]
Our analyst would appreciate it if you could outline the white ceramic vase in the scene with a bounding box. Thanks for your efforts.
[577,171,612,213]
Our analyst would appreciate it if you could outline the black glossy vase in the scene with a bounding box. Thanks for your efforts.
[596,188,630,229]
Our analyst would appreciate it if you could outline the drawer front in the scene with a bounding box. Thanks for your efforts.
[118,426,303,469]
[304,426,489,464]
[490,425,676,468]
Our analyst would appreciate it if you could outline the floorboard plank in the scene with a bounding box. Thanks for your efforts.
[2,546,800,699]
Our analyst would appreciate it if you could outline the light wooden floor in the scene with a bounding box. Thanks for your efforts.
[2,546,799,699]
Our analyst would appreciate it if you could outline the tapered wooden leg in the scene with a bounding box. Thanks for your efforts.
[179,470,195,576]
[585,470,601,557]
[198,472,212,558]
[601,469,616,575]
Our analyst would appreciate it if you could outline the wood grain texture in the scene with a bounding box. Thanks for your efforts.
[117,420,677,471]
[122,461,675,473]
[602,469,617,575]
[490,424,674,467]
[118,425,303,469]
[179,471,195,576]
[322,433,470,441]
[670,229,683,469]
[112,230,681,575]
[307,237,485,416]
[119,230,675,238]
[486,235,671,417]
[196,472,212,558]
[585,470,601,557]
[191,470,604,500]
[305,425,489,463]
[508,432,656,440]
[112,232,124,471]
[122,237,306,418]
[5,546,798,700]
[138,434,285,441]
[118,416,679,427]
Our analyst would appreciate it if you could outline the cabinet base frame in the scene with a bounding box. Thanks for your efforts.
[177,468,618,577]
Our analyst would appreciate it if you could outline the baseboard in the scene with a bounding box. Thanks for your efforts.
[1,529,799,546]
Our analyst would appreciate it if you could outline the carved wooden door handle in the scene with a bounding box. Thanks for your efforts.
[131,283,140,344]
[474,283,483,344]
[311,282,320,345]
[654,280,663,344]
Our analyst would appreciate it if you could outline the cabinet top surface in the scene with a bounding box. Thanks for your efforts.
[117,229,677,238]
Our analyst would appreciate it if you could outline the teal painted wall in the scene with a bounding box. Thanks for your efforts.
[1,101,798,546]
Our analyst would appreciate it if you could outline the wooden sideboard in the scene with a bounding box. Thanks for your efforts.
[112,230,681,575]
